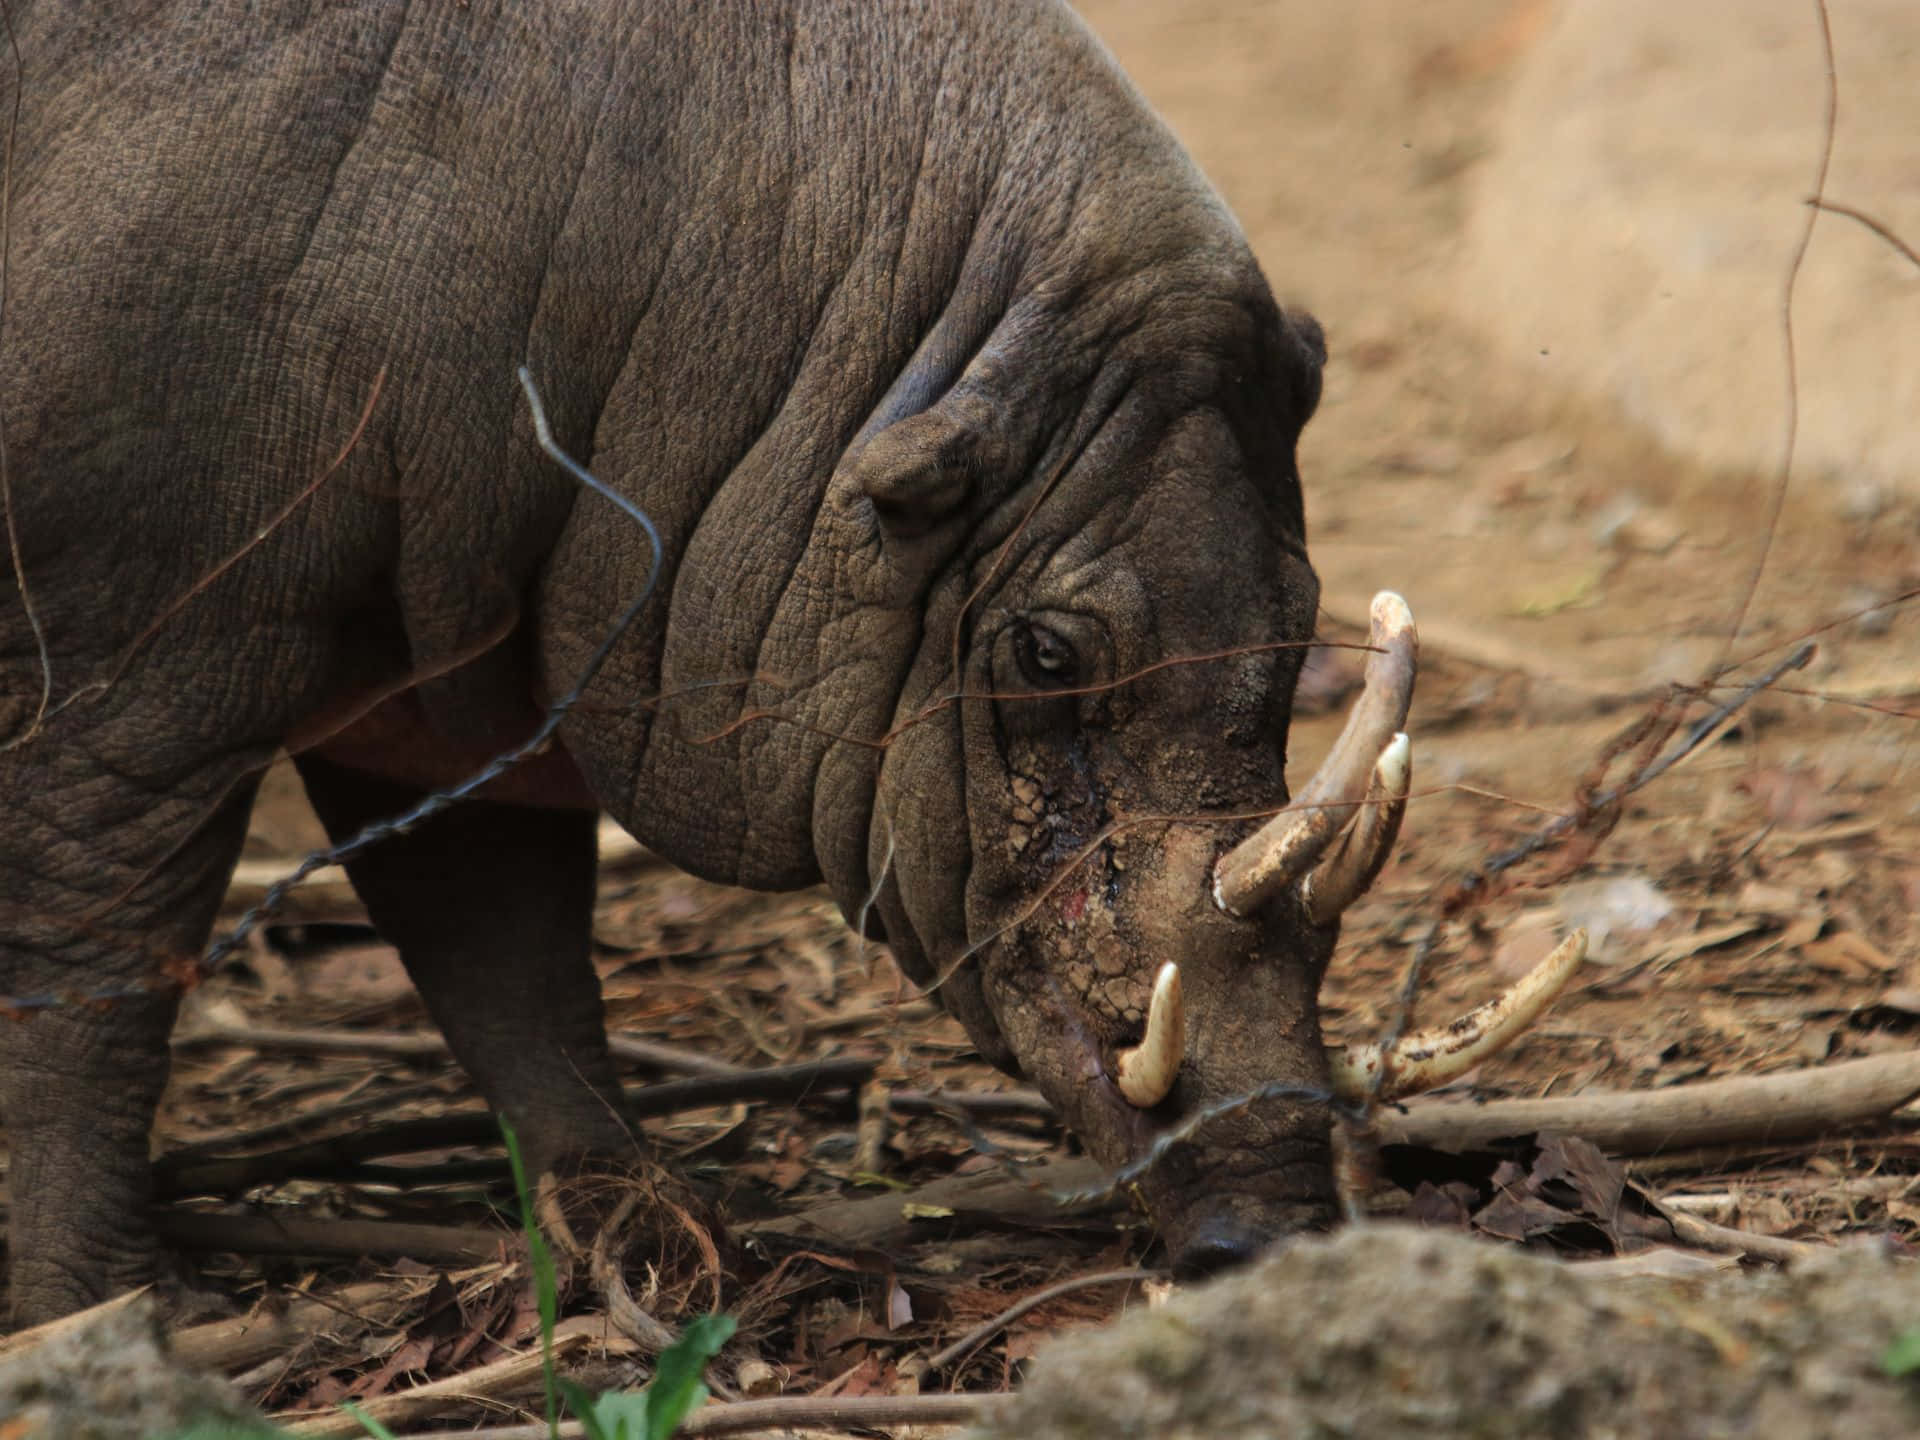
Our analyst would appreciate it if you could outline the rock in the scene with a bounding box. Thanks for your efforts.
[970,1225,1919,1439]
[1455,0,1920,508]
[0,1296,270,1439]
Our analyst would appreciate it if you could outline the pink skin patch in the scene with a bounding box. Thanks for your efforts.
[1060,887,1089,924]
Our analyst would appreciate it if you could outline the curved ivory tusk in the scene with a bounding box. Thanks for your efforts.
[1328,928,1588,1104]
[1302,733,1410,927]
[1213,592,1418,917]
[1115,962,1185,1108]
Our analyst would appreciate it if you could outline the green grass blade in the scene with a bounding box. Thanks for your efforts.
[499,1116,562,1439]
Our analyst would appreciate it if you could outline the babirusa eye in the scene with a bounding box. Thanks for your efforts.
[1015,621,1079,688]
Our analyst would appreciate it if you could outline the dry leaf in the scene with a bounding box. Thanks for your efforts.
[1800,932,1897,978]
[886,1281,914,1330]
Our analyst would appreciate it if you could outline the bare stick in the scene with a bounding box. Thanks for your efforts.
[155,1058,876,1197]
[1716,0,1836,665]
[157,1078,456,1163]
[156,1212,516,1267]
[277,1319,610,1438]
[1442,639,1814,917]
[608,1035,749,1077]
[176,1016,750,1081]
[744,1156,1112,1251]
[924,1267,1157,1376]
[171,1279,426,1375]
[0,1287,149,1359]
[174,1020,452,1062]
[1810,196,1920,272]
[891,1086,1058,1122]
[177,1016,1034,1108]
[1656,1208,1821,1264]
[454,1393,1007,1440]
[1372,1050,1920,1155]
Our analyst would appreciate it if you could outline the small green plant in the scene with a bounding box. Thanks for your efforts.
[498,1117,735,1440]
[1881,1327,1920,1379]
[500,1116,564,1434]
[336,1402,401,1439]
[174,1121,730,1440]
[558,1313,738,1440]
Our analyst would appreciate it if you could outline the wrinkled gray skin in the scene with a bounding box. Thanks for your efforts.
[0,0,1336,1325]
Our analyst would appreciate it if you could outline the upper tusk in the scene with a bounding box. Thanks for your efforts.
[1115,961,1185,1108]
[1301,732,1410,928]
[1213,591,1418,917]
[1327,928,1588,1104]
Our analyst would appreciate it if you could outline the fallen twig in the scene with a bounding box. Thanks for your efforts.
[743,1156,1113,1251]
[0,1287,149,1359]
[1660,1174,1920,1213]
[157,1212,516,1268]
[156,1057,874,1197]
[1570,1248,1739,1281]
[181,1011,1050,1113]
[177,1016,750,1081]
[891,1086,1057,1122]
[1441,640,1816,918]
[174,1020,451,1062]
[171,1279,427,1375]
[158,1078,458,1164]
[454,1392,1006,1439]
[277,1316,614,1437]
[1372,1050,1920,1155]
[923,1267,1157,1377]
[1655,1207,1822,1264]
[610,1035,748,1076]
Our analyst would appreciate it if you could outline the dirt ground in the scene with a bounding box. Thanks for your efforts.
[7,1,1917,1433]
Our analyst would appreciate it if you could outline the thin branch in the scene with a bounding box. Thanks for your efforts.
[156,1212,515,1268]
[154,1058,875,1198]
[1716,0,1837,664]
[1657,1207,1821,1264]
[1441,640,1814,916]
[452,1393,1007,1440]
[743,1156,1112,1251]
[277,1320,608,1438]
[170,1279,425,1376]
[1372,1049,1920,1155]
[175,1016,753,1081]
[1809,196,1920,272]
[923,1267,1157,1376]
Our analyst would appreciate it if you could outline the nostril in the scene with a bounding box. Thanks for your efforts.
[1171,1222,1263,1281]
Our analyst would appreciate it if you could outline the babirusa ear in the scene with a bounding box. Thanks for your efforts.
[850,393,1003,540]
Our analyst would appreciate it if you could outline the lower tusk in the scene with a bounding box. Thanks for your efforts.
[1115,962,1185,1108]
[1301,733,1410,927]
[1327,929,1588,1104]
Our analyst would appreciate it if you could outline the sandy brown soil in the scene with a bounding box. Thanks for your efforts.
[5,1,1915,1433]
